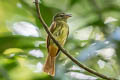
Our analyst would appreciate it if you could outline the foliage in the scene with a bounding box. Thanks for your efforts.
[0,0,120,80]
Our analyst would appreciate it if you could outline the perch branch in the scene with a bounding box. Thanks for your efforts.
[34,0,116,80]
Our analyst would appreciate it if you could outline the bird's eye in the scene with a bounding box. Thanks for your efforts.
[59,14,64,17]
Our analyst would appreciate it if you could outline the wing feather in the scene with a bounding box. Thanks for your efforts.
[47,21,56,52]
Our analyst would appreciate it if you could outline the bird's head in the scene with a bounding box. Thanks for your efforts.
[53,13,72,22]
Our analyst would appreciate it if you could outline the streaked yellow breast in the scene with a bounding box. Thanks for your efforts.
[51,21,69,46]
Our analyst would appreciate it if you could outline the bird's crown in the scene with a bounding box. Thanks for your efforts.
[53,12,72,21]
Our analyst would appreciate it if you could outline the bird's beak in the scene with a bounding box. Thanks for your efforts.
[65,14,72,18]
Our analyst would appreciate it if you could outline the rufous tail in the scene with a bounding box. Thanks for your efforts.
[43,54,56,76]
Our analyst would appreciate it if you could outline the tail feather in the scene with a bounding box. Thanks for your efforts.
[43,54,56,76]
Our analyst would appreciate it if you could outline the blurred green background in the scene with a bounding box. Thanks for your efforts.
[0,0,120,80]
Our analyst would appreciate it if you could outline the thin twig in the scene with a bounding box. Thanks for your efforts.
[34,0,116,80]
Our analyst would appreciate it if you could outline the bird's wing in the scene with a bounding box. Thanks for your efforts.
[67,25,69,38]
[47,21,56,52]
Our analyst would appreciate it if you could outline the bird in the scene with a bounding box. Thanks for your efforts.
[43,13,72,76]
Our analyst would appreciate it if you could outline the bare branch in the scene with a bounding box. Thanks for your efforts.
[34,0,116,80]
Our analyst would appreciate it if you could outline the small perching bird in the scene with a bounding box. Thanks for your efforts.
[43,13,72,76]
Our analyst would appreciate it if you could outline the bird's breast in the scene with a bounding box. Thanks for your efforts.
[52,22,69,46]
[54,22,68,37]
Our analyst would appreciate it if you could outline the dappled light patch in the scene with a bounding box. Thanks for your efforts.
[16,3,22,8]
[11,21,41,37]
[29,49,44,58]
[78,41,110,61]
[33,62,43,73]
[74,26,93,40]
[97,60,106,69]
[27,62,43,73]
[68,72,97,80]
[104,17,118,24]
[69,65,85,72]
[97,48,115,60]
[3,48,24,56]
